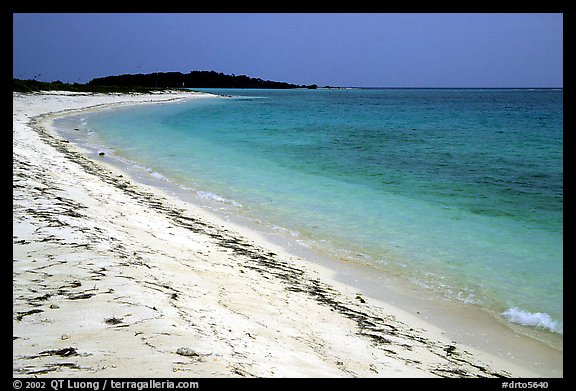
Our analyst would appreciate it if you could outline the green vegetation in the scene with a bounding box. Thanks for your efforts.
[88,70,316,89]
[14,71,319,93]
[12,78,162,94]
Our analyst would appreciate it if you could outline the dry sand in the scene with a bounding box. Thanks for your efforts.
[13,90,560,378]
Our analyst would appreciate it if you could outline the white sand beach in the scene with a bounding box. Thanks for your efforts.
[13,91,562,378]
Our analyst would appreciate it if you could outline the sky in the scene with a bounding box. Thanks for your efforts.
[12,13,563,88]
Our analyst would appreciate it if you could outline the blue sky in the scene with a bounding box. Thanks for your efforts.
[12,13,563,88]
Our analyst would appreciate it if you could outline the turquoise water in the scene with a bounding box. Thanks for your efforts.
[77,88,563,334]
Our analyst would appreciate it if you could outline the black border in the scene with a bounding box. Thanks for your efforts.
[8,1,569,13]
[9,0,571,387]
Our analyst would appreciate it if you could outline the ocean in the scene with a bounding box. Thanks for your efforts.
[56,88,563,337]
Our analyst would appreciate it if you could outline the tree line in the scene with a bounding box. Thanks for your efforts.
[88,70,318,89]
[12,79,160,93]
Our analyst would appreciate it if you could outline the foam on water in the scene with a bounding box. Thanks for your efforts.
[196,190,242,207]
[148,169,170,181]
[502,308,562,334]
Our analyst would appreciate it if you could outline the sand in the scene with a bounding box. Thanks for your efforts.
[13,90,561,378]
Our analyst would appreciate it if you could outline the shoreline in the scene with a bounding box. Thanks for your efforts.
[13,91,562,377]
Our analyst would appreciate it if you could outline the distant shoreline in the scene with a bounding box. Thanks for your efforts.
[321,86,563,90]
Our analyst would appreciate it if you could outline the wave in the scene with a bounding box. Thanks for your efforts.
[149,171,170,181]
[196,191,242,207]
[501,307,562,334]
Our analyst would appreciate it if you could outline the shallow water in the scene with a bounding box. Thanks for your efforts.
[58,88,563,335]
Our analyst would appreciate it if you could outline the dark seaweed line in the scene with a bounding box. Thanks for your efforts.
[179,222,508,377]
[29,112,509,378]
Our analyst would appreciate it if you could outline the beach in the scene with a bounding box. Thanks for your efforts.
[13,90,562,378]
